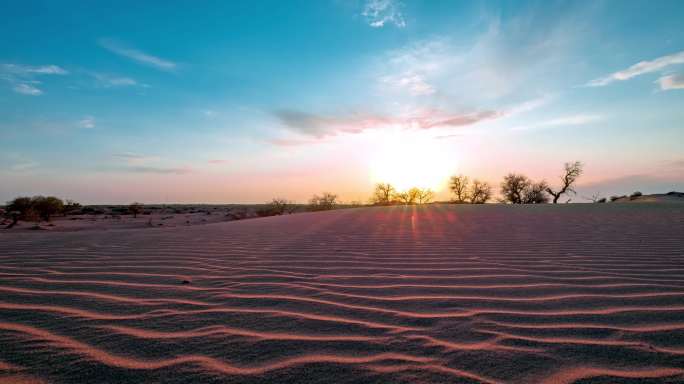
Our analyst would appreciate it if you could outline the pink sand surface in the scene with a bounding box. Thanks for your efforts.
[1,204,683,383]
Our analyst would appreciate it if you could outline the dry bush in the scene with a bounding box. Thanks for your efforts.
[128,202,144,218]
[522,181,549,204]
[309,192,337,211]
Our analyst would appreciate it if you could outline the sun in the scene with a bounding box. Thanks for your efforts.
[369,134,456,192]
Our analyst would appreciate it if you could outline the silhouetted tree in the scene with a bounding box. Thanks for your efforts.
[417,188,434,204]
[309,192,337,211]
[500,173,531,204]
[449,175,470,203]
[546,161,583,204]
[469,180,492,204]
[522,181,549,204]
[5,197,33,228]
[31,196,64,221]
[630,191,642,200]
[128,202,144,218]
[371,183,396,205]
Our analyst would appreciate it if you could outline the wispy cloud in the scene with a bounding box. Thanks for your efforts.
[380,72,434,95]
[586,51,684,87]
[124,166,192,175]
[79,116,96,129]
[208,159,228,164]
[362,0,405,28]
[274,108,501,138]
[99,39,177,71]
[13,83,42,96]
[511,114,601,131]
[656,74,684,90]
[1,63,68,95]
[112,152,160,165]
[91,72,140,87]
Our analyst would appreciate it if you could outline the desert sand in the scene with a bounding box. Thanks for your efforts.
[1,204,683,383]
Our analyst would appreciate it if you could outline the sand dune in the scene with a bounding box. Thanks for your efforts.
[1,204,683,383]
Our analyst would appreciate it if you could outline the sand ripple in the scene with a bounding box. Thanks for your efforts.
[1,204,683,383]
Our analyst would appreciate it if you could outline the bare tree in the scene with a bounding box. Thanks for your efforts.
[469,180,492,204]
[371,183,396,205]
[128,202,144,218]
[417,188,434,204]
[583,192,603,203]
[500,173,531,204]
[449,175,470,203]
[309,192,337,211]
[522,181,549,204]
[546,161,583,204]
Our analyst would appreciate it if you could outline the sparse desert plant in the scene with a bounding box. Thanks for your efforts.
[469,180,492,204]
[630,191,643,200]
[609,195,621,202]
[449,175,470,203]
[257,198,292,217]
[128,202,144,218]
[309,192,337,211]
[522,181,550,204]
[371,183,396,205]
[63,199,82,215]
[584,192,604,203]
[545,161,583,204]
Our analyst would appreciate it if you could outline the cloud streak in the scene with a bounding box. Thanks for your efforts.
[586,51,684,87]
[511,114,601,131]
[274,108,501,139]
[99,39,177,71]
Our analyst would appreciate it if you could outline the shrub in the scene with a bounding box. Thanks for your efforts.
[597,197,607,203]
[629,191,642,200]
[309,192,337,211]
[32,196,64,221]
[257,198,292,217]
[128,202,144,218]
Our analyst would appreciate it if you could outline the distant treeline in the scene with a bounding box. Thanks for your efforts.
[372,161,585,205]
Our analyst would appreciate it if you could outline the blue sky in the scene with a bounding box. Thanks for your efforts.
[1,0,683,203]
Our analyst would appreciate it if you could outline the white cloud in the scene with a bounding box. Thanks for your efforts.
[1,63,68,95]
[13,83,42,95]
[0,63,68,76]
[79,116,96,129]
[380,72,434,95]
[657,74,684,90]
[587,51,684,87]
[92,72,138,87]
[511,114,601,131]
[99,39,177,71]
[362,0,405,28]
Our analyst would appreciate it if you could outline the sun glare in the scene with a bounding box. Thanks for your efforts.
[369,134,456,192]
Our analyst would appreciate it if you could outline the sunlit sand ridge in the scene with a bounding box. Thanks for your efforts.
[1,204,683,383]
